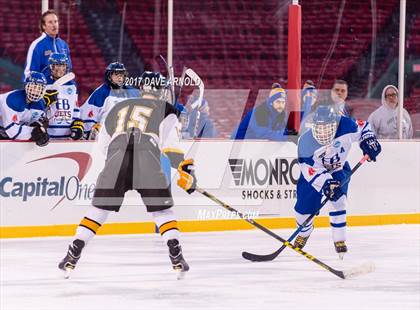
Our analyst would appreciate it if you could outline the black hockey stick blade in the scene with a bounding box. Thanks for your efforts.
[241,155,369,263]
[242,247,284,262]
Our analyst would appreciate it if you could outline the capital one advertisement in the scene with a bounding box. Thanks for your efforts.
[1,141,418,227]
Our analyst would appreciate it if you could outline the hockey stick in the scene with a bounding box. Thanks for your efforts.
[196,186,374,279]
[159,55,176,105]
[44,72,76,119]
[177,66,188,101]
[242,154,370,262]
[45,72,75,90]
[184,68,204,138]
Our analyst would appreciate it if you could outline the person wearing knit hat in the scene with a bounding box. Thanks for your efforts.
[367,85,413,139]
[231,87,288,140]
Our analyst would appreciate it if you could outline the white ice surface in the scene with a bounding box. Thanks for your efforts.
[1,225,419,310]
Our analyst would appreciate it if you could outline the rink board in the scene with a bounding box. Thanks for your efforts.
[0,140,419,238]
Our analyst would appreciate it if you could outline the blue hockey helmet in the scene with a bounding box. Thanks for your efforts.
[104,62,127,88]
[311,105,339,145]
[24,71,47,102]
[48,52,69,79]
[48,52,68,66]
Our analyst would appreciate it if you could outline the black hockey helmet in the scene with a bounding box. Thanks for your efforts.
[104,62,127,88]
[139,71,169,100]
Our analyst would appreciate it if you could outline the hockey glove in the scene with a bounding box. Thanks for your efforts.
[30,116,49,130]
[43,89,58,107]
[70,120,84,140]
[30,123,49,147]
[88,123,101,140]
[177,159,197,194]
[360,135,381,162]
[322,179,344,202]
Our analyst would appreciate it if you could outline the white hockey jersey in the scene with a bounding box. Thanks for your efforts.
[298,116,373,192]
[45,81,79,139]
[0,90,46,140]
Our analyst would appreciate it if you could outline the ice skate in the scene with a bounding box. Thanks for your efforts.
[294,235,310,249]
[334,241,347,260]
[167,239,189,280]
[58,239,85,278]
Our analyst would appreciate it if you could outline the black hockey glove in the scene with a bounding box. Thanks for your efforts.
[30,124,49,147]
[70,120,84,140]
[177,159,197,194]
[43,89,58,107]
[322,179,344,202]
[360,135,381,162]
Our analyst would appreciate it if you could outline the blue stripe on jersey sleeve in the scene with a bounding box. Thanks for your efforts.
[335,116,358,138]
[297,130,320,166]
[11,125,23,139]
[5,90,27,112]
[86,84,111,108]
[4,122,16,130]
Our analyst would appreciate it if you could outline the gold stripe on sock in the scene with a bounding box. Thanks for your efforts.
[79,217,101,234]
[159,220,179,235]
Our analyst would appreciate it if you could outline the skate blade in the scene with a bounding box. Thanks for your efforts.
[62,267,73,279]
[176,270,187,280]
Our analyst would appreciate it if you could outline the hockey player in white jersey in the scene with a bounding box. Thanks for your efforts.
[59,71,195,279]
[79,62,140,139]
[293,105,381,259]
[0,71,49,146]
[42,53,82,139]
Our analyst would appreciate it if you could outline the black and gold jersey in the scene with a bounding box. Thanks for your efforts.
[103,98,179,138]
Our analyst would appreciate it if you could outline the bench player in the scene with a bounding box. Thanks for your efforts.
[42,52,82,139]
[0,71,49,146]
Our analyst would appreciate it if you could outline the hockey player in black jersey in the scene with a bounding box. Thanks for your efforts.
[59,71,196,279]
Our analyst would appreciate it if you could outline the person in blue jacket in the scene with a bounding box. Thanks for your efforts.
[23,10,72,80]
[231,87,288,140]
[181,97,218,139]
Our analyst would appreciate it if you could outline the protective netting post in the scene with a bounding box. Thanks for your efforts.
[287,1,302,133]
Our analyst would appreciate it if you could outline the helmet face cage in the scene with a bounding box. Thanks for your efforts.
[312,122,337,145]
[25,82,46,102]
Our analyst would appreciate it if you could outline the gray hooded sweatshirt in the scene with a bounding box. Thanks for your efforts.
[367,85,413,139]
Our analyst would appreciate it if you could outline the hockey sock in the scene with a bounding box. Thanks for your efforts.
[330,196,347,242]
[295,211,314,238]
[75,206,110,243]
[151,209,180,243]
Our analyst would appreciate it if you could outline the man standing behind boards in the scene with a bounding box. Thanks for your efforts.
[23,9,72,79]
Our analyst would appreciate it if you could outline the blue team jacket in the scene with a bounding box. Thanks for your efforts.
[22,33,72,81]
